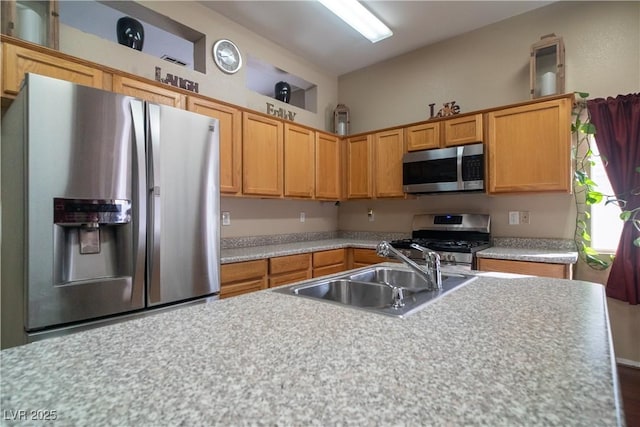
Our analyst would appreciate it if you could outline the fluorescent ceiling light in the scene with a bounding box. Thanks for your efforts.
[318,0,393,43]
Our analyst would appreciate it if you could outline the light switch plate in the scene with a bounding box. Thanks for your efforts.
[222,211,231,226]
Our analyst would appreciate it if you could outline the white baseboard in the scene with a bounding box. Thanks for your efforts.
[616,358,640,368]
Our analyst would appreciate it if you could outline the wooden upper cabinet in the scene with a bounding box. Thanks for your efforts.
[346,134,373,199]
[374,128,405,198]
[406,122,440,151]
[187,97,242,194]
[284,123,315,198]
[486,97,572,194]
[443,114,483,147]
[112,75,185,108]
[2,43,104,96]
[242,112,284,197]
[315,132,341,200]
[406,114,482,151]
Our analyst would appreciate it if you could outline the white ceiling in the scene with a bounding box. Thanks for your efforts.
[200,1,554,76]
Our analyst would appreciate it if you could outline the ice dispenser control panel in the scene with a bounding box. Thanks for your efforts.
[53,198,131,225]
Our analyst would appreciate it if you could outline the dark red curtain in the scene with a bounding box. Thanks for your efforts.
[587,94,640,304]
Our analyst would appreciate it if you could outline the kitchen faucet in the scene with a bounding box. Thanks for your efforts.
[376,241,442,291]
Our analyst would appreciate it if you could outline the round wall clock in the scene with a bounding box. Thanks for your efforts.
[212,39,242,74]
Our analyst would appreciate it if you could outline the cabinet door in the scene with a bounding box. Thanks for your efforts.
[242,112,284,197]
[315,132,341,200]
[187,97,242,194]
[374,128,405,198]
[477,258,571,279]
[443,114,482,147]
[284,124,315,198]
[112,75,185,108]
[487,98,571,193]
[405,122,440,151]
[2,43,104,96]
[346,134,373,199]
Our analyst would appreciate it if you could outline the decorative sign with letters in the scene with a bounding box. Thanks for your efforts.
[266,102,296,121]
[154,66,199,93]
[428,101,461,119]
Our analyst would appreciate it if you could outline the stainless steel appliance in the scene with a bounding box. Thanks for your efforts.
[402,143,484,194]
[1,74,220,344]
[389,213,491,270]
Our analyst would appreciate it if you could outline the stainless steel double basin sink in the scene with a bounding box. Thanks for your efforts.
[275,265,476,318]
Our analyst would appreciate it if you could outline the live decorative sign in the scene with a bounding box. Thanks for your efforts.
[266,102,296,121]
[155,67,199,93]
[428,101,461,119]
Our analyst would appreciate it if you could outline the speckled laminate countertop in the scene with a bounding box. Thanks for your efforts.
[476,237,578,264]
[0,265,622,426]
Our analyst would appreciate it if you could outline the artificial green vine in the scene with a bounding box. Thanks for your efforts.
[572,92,640,270]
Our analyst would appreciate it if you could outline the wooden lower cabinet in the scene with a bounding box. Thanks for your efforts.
[313,249,346,277]
[349,248,397,269]
[477,258,571,279]
[220,259,268,299]
[269,253,312,288]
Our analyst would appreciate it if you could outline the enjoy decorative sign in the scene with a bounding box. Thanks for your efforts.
[266,102,296,121]
[155,67,199,93]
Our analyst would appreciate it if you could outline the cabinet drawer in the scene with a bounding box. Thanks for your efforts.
[477,258,570,279]
[313,264,346,278]
[221,259,268,284]
[220,279,266,299]
[352,248,383,265]
[269,270,312,288]
[270,253,311,275]
[313,249,345,268]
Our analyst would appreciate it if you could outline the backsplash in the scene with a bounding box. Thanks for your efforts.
[221,230,409,249]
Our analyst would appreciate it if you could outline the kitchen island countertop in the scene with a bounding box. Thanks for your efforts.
[0,265,621,426]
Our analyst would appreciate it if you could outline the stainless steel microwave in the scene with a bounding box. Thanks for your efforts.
[402,143,484,194]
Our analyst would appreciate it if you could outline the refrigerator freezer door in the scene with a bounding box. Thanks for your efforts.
[147,104,220,306]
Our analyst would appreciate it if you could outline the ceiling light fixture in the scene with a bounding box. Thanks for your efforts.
[317,0,393,43]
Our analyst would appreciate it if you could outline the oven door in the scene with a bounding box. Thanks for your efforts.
[402,143,484,193]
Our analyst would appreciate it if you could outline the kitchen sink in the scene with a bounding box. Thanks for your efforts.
[275,266,476,318]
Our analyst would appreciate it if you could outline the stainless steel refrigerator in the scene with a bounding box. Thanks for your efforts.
[1,73,220,347]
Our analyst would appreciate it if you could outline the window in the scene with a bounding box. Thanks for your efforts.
[590,144,623,252]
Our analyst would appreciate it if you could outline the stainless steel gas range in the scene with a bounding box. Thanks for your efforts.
[390,213,491,270]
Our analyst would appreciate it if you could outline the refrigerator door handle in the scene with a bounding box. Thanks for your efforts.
[203,121,220,290]
[130,99,147,302]
[147,103,162,302]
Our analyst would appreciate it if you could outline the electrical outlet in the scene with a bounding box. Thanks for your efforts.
[519,211,530,224]
[222,211,231,226]
[368,208,374,222]
[300,212,306,223]
[508,211,519,225]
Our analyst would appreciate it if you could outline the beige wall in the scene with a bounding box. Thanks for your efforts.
[58,1,339,131]
[220,198,338,238]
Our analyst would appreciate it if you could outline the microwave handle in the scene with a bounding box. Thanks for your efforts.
[457,146,464,190]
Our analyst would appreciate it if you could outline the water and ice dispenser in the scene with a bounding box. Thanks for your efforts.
[53,198,132,285]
